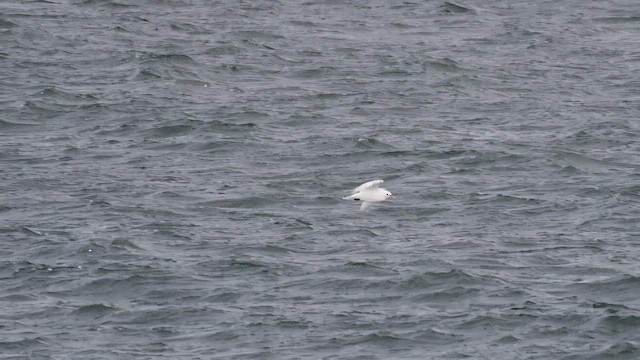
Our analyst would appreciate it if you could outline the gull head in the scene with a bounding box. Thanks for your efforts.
[385,192,394,199]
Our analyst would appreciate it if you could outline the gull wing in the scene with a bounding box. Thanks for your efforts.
[352,179,384,194]
[360,201,373,211]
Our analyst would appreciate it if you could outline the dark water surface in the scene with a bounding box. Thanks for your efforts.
[2,0,640,359]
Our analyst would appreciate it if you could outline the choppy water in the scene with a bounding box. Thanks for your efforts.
[2,0,640,359]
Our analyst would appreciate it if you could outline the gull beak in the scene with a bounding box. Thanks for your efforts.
[390,195,396,199]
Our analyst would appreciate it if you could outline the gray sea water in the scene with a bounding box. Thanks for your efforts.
[2,0,640,359]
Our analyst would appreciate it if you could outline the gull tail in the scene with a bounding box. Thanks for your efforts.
[343,193,359,200]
